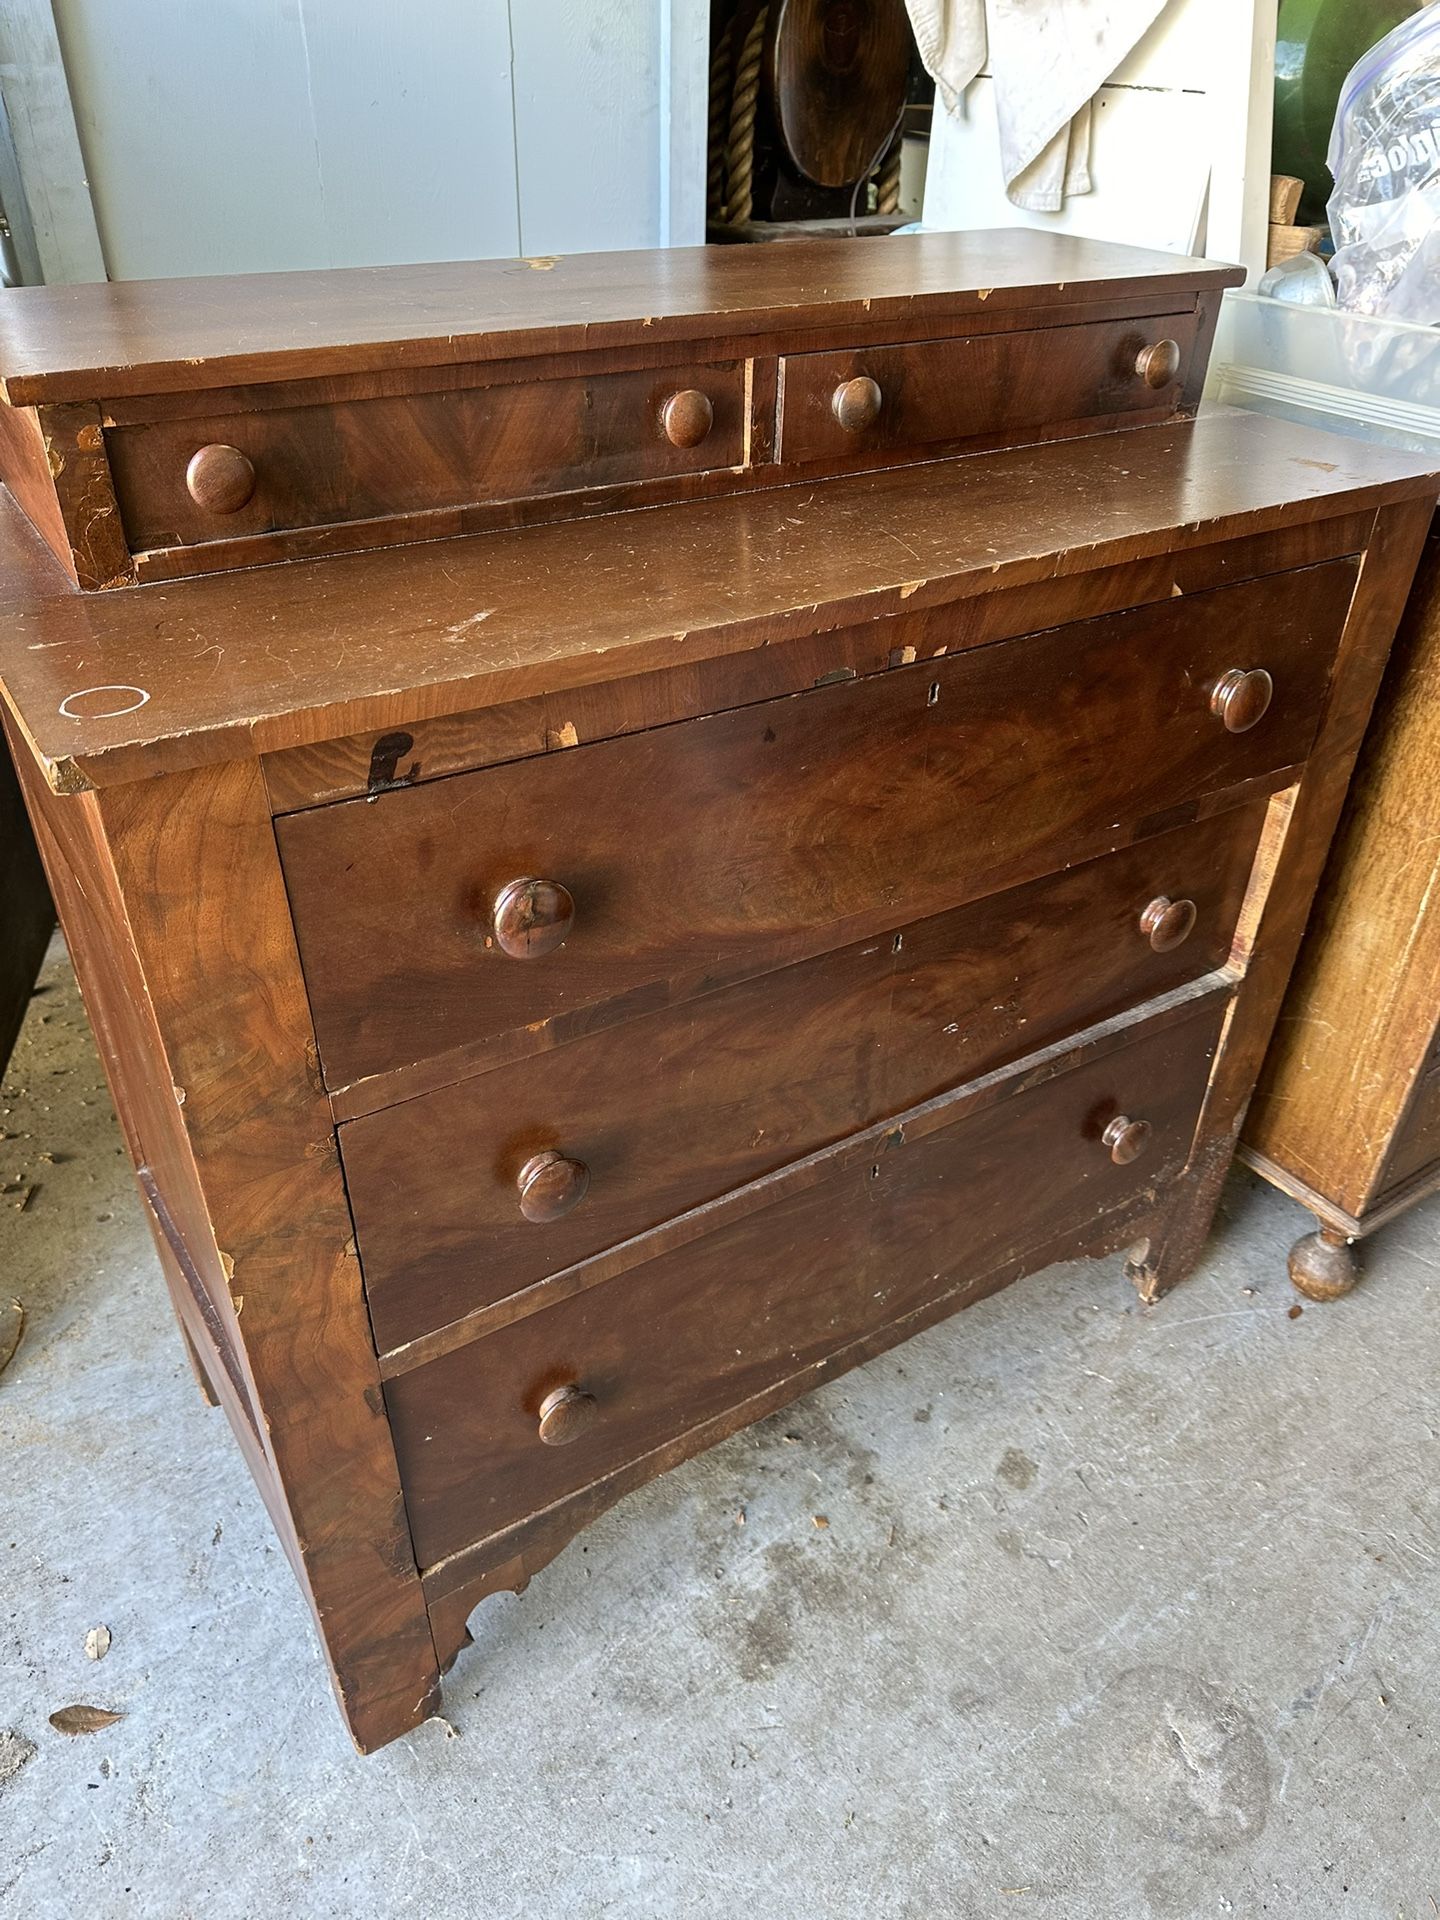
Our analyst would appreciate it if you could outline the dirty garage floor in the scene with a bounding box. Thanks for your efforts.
[2,937,1438,1919]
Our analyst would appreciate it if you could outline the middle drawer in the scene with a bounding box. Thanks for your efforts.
[346,803,1265,1355]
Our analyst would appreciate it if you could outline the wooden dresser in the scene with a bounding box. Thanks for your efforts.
[1243,517,1440,1299]
[0,235,1434,1752]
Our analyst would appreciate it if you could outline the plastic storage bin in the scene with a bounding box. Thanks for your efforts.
[1205,290,1440,452]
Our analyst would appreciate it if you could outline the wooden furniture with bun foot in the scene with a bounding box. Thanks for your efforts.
[1243,517,1440,1299]
[0,235,1435,1751]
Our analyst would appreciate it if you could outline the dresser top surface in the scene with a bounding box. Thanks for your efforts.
[0,407,1434,794]
[0,232,1243,407]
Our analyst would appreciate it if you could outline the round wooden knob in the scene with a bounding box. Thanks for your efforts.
[492,877,574,959]
[185,443,256,514]
[660,389,714,449]
[517,1148,590,1223]
[1102,1115,1153,1166]
[831,375,882,433]
[1135,339,1182,389]
[1209,667,1273,734]
[537,1384,597,1446]
[1140,895,1198,954]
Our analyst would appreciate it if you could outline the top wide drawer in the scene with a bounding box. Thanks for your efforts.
[777,310,1200,466]
[106,360,749,554]
[278,559,1357,1091]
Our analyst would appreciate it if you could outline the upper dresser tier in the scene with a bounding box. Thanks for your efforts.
[0,231,1243,590]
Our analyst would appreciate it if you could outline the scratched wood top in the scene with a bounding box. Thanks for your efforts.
[0,407,1434,793]
[0,232,1242,407]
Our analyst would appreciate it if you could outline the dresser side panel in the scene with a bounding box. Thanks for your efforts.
[91,758,441,1753]
[1245,524,1440,1215]
[1131,494,1434,1291]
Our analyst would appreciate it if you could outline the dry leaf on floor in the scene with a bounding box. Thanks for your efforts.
[84,1626,112,1662]
[48,1704,124,1736]
[0,1300,23,1379]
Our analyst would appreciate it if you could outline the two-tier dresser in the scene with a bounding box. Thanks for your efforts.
[1,234,1435,1751]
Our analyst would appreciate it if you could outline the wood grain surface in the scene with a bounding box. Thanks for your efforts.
[386,991,1227,1568]
[0,231,1241,406]
[775,311,1197,463]
[345,805,1266,1351]
[107,359,748,552]
[0,410,1430,795]
[259,511,1376,813]
[278,560,1350,1090]
[1244,523,1440,1221]
[1135,494,1437,1295]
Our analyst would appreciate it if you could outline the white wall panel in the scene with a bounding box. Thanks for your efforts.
[43,0,706,281]
[921,0,1274,281]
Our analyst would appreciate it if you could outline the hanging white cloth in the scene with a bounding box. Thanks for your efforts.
[904,0,1172,212]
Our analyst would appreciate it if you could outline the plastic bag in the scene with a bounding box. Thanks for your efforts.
[1327,6,1440,323]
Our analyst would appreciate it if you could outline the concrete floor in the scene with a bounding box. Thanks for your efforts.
[2,939,1439,1918]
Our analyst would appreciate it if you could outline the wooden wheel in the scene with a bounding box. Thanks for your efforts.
[767,0,910,190]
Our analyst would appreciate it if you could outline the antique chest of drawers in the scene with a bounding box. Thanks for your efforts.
[0,234,1435,1751]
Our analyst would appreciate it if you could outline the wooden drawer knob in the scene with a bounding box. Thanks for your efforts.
[832,375,882,433]
[1135,339,1182,389]
[518,1148,590,1223]
[1102,1115,1153,1166]
[537,1383,597,1446]
[492,877,575,959]
[1140,895,1198,953]
[1210,667,1273,734]
[185,443,256,514]
[661,389,714,449]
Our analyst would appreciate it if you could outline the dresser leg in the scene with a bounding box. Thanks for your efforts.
[1121,1141,1234,1302]
[1288,1222,1360,1302]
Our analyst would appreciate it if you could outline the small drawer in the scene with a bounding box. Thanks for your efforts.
[105,362,748,553]
[279,559,1354,1091]
[347,804,1267,1354]
[776,311,1199,466]
[384,991,1227,1568]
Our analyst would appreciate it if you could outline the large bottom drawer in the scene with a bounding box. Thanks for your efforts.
[386,990,1227,1570]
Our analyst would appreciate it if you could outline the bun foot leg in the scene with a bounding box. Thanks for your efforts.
[1288,1223,1360,1302]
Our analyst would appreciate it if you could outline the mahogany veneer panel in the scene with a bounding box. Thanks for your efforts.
[0,231,1237,405]
[775,309,1199,463]
[388,991,1229,1569]
[0,409,1422,794]
[347,806,1267,1352]
[278,562,1351,1089]
[107,358,750,552]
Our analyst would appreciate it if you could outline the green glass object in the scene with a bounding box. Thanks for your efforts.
[1274,0,1422,224]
